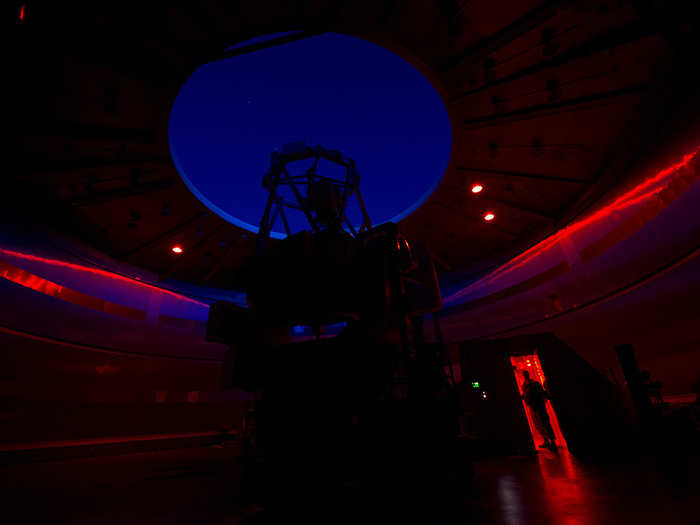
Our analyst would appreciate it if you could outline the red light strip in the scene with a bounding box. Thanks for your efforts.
[0,248,208,308]
[447,147,700,302]
[0,258,147,320]
[18,4,25,21]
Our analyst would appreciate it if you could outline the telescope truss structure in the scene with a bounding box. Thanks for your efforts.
[257,144,372,249]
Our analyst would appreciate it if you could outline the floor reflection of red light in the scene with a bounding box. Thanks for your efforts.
[536,450,595,525]
[510,353,568,450]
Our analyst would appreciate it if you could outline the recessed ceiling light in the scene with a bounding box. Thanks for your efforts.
[172,245,183,254]
[471,184,483,194]
[484,212,495,221]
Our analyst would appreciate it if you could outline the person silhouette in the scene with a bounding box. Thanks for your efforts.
[640,370,664,408]
[522,370,557,451]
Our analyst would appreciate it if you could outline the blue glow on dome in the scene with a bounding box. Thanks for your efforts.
[225,31,303,52]
[169,32,451,238]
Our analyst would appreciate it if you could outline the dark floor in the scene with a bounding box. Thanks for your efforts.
[2,444,699,524]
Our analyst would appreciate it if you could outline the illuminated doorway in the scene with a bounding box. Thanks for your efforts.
[510,354,568,450]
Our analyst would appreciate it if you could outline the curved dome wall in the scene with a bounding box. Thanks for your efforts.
[436,143,700,397]
[0,226,244,453]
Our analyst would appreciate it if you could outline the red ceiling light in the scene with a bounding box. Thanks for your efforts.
[171,245,183,254]
[484,212,495,222]
[471,183,483,194]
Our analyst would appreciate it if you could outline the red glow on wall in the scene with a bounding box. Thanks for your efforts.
[510,354,568,450]
[447,146,700,302]
[1,261,63,297]
[0,248,207,307]
[172,245,184,254]
[486,148,699,281]
[0,258,146,320]
[484,212,495,221]
[471,184,483,194]
[18,4,26,22]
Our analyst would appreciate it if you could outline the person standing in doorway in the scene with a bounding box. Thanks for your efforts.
[522,370,557,451]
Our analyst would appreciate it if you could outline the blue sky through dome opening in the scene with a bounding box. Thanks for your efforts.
[169,32,452,238]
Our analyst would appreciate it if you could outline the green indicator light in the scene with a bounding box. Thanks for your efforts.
[471,381,480,389]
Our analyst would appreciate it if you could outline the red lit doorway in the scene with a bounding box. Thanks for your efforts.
[510,354,568,450]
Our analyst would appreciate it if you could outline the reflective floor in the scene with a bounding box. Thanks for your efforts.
[469,450,699,525]
[2,444,699,524]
